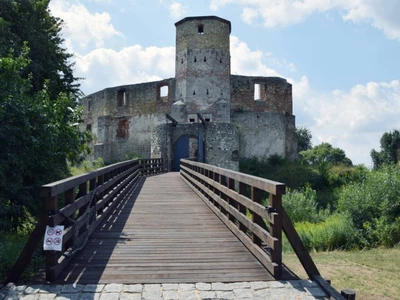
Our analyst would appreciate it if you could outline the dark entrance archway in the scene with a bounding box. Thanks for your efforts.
[172,135,189,171]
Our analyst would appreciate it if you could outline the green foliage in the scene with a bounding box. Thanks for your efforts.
[300,143,353,168]
[0,51,91,233]
[338,165,400,247]
[371,129,400,169]
[295,126,312,152]
[0,0,81,99]
[0,1,91,233]
[293,214,357,252]
[326,164,368,188]
[283,185,326,223]
[0,232,44,282]
[69,158,105,176]
[240,156,320,190]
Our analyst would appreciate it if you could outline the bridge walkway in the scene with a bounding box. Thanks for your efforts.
[55,172,279,284]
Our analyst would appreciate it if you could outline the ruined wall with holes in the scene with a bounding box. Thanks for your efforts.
[83,78,175,163]
[81,15,297,169]
[230,76,292,115]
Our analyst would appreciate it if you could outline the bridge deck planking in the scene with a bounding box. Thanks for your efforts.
[55,172,276,284]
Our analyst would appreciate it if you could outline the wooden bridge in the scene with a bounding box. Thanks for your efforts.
[7,158,344,299]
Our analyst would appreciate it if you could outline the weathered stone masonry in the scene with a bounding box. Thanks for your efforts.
[81,16,297,171]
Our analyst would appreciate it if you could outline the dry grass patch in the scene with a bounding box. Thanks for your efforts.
[283,248,400,300]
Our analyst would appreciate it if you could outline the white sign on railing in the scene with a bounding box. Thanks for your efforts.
[43,225,64,251]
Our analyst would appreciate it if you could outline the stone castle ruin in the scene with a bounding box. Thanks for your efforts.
[82,16,297,171]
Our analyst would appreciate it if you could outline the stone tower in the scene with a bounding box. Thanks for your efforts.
[173,16,231,123]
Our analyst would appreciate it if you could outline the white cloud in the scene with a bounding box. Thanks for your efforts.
[230,36,280,77]
[75,45,175,94]
[169,2,186,19]
[209,0,400,41]
[296,79,400,166]
[342,0,400,41]
[241,7,259,24]
[49,0,122,52]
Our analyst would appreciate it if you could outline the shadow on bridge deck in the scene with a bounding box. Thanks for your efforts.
[51,172,296,284]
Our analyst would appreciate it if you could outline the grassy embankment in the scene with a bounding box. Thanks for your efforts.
[283,248,400,300]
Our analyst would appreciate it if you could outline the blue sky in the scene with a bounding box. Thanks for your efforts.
[49,0,400,167]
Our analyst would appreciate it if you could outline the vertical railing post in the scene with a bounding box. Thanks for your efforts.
[238,182,247,232]
[228,178,236,223]
[45,195,58,281]
[251,187,264,246]
[269,194,282,278]
[63,188,75,250]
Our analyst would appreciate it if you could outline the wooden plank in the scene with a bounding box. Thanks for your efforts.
[181,175,279,277]
[41,160,139,197]
[181,171,277,249]
[312,275,346,300]
[269,194,282,277]
[51,175,145,280]
[181,165,273,223]
[281,208,320,277]
[54,173,275,284]
[181,159,286,195]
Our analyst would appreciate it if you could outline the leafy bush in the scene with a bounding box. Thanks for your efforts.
[283,185,326,223]
[0,231,44,283]
[239,157,321,190]
[338,165,400,247]
[327,164,368,188]
[293,214,357,251]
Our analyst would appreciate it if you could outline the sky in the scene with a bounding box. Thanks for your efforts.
[48,0,400,167]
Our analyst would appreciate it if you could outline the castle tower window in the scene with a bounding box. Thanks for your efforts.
[160,85,169,97]
[117,119,129,139]
[198,25,204,34]
[254,84,261,100]
[86,124,92,132]
[87,99,91,112]
[117,89,128,107]
[194,56,197,62]
[159,85,169,103]
[204,56,207,62]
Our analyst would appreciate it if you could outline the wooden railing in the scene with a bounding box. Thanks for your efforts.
[7,158,163,283]
[180,159,345,299]
[180,159,285,278]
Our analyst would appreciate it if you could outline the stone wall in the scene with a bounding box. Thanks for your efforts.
[230,76,292,115]
[232,112,293,160]
[81,16,297,170]
[175,16,231,122]
[82,78,176,126]
[151,122,239,171]
[204,123,239,170]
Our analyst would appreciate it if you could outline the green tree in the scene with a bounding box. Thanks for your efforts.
[0,50,90,233]
[300,143,352,167]
[295,126,313,152]
[370,130,400,169]
[338,165,400,247]
[0,0,80,100]
[0,1,90,232]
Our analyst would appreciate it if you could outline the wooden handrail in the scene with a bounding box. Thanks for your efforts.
[180,159,345,300]
[6,158,164,283]
[180,159,285,278]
